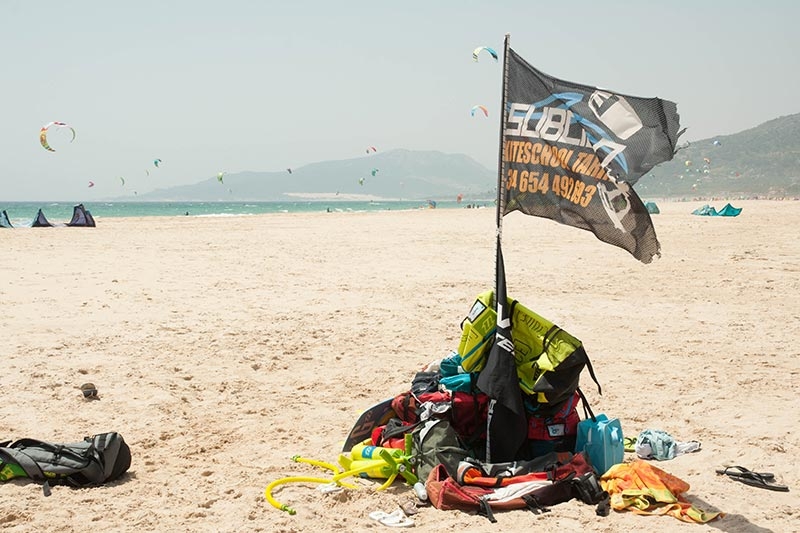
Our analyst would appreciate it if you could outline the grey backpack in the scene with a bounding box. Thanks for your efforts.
[0,432,131,495]
[411,418,469,482]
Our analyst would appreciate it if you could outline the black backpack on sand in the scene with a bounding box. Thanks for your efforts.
[0,432,131,496]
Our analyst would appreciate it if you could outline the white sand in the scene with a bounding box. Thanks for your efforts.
[1,200,797,532]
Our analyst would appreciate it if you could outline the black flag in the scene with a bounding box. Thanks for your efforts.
[476,243,528,462]
[503,48,684,263]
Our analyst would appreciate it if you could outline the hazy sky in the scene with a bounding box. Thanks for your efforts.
[3,1,798,201]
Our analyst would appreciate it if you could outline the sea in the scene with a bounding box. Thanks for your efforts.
[1,200,490,227]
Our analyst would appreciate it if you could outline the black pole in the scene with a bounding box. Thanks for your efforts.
[494,33,511,305]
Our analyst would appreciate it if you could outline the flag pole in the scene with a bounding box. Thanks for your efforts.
[494,33,511,305]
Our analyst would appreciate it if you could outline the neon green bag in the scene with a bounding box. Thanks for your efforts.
[457,291,598,404]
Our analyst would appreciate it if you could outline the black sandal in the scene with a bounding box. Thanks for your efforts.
[732,472,789,492]
[716,466,788,492]
[715,465,774,480]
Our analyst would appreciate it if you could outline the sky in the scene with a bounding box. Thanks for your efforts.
[2,0,799,201]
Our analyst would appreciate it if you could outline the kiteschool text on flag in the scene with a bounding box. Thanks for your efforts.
[501,48,684,263]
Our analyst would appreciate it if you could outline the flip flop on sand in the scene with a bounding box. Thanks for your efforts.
[731,472,789,492]
[368,509,415,527]
[716,466,788,492]
[623,436,637,452]
[715,466,775,481]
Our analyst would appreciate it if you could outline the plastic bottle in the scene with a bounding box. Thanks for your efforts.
[413,481,428,501]
[351,443,405,462]
[337,454,393,479]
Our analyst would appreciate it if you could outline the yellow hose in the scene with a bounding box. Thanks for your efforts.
[265,476,357,515]
[331,459,389,483]
[267,452,403,514]
[292,455,342,474]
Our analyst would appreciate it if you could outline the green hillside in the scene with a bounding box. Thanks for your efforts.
[638,113,800,198]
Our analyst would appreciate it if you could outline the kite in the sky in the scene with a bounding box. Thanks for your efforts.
[365,146,377,154]
[39,121,76,152]
[287,168,292,174]
[217,172,226,184]
[472,46,498,62]
[371,168,379,176]
[119,176,125,186]
[88,181,95,188]
[145,169,150,177]
[154,159,162,168]
[358,177,365,186]
[471,105,489,117]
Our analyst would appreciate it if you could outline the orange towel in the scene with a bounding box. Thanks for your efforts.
[600,460,722,523]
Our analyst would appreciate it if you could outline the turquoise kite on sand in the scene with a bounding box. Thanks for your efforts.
[691,203,742,217]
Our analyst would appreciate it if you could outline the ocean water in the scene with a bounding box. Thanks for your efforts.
[1,200,491,227]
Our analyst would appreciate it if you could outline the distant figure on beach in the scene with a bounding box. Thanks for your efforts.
[326,207,332,213]
[185,211,189,216]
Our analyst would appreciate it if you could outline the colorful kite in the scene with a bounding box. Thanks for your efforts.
[154,159,162,168]
[472,46,498,62]
[371,168,379,176]
[217,171,226,184]
[365,146,377,154]
[39,121,76,152]
[471,105,489,117]
[88,181,95,188]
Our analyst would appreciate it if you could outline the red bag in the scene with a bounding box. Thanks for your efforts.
[391,390,489,442]
[426,452,594,522]
[524,391,580,459]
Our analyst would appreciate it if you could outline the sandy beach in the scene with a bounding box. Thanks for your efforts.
[1,200,797,532]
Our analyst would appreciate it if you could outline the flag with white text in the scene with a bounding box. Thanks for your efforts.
[503,48,683,263]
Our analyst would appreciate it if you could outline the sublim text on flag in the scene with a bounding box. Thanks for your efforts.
[502,48,684,263]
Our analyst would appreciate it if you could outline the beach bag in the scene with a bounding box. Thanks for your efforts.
[426,451,599,522]
[410,418,469,483]
[392,389,489,445]
[458,290,601,405]
[0,432,131,495]
[574,389,623,475]
[523,391,580,459]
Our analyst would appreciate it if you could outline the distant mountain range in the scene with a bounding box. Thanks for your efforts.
[134,149,496,202]
[133,113,800,202]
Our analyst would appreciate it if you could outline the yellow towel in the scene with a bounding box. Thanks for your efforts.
[600,460,722,523]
